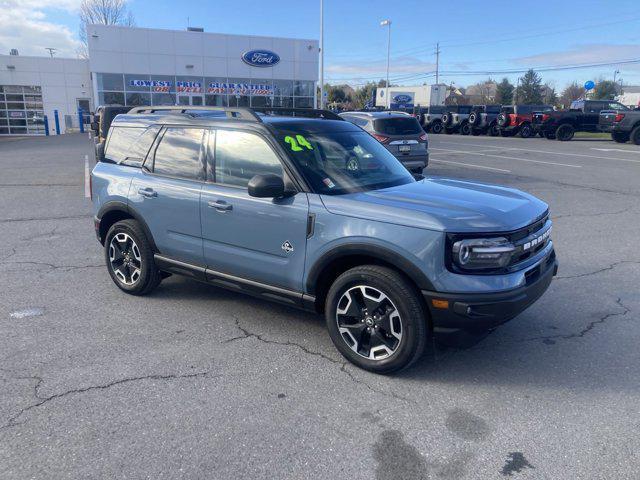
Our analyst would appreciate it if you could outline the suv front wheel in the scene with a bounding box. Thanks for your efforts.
[325,265,427,374]
[104,219,162,295]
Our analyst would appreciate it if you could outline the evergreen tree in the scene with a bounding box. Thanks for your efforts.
[516,69,544,104]
[495,78,514,105]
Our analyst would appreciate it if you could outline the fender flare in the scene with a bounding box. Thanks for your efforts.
[305,242,435,295]
[97,201,159,253]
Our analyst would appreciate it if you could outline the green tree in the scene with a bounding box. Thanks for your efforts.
[353,82,378,109]
[592,80,619,100]
[559,82,583,108]
[543,84,559,106]
[516,69,544,104]
[495,78,514,105]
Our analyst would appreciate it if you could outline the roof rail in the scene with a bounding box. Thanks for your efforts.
[251,107,344,121]
[126,106,262,122]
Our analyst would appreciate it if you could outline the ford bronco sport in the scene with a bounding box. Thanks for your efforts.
[91,106,558,374]
[468,105,502,136]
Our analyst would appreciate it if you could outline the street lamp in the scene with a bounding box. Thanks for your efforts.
[380,19,391,109]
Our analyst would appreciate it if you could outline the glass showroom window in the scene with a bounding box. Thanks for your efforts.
[249,79,273,108]
[99,92,125,105]
[97,73,124,91]
[151,75,176,106]
[294,97,313,108]
[205,77,228,107]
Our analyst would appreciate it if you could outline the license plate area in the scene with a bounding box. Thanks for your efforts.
[399,145,411,152]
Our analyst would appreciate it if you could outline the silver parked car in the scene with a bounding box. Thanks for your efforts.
[339,111,429,173]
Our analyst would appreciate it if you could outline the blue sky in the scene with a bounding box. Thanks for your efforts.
[2,0,640,90]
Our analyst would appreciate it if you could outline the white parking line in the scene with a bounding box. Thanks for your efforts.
[591,148,640,154]
[435,140,640,164]
[84,154,90,198]
[430,157,511,173]
[430,147,581,168]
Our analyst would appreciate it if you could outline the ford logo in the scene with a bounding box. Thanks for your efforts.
[393,94,412,103]
[242,50,280,68]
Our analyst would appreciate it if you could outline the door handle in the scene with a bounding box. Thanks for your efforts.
[208,200,233,212]
[138,187,157,198]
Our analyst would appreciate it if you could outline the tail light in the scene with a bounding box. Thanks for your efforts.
[371,133,390,144]
[509,114,517,121]
[542,114,550,121]
[419,132,428,141]
[614,113,625,122]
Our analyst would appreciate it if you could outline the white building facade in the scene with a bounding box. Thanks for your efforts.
[0,25,319,135]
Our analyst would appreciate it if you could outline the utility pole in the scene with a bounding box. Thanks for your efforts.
[380,19,392,109]
[45,47,57,58]
[435,42,440,84]
[319,0,324,109]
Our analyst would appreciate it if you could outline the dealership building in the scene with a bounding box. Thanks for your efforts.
[0,24,319,135]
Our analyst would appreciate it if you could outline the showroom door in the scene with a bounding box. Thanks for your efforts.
[177,95,204,106]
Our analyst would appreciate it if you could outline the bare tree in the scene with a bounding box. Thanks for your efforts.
[78,0,135,57]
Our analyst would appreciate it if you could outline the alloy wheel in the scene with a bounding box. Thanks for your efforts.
[335,285,402,360]
[109,232,142,285]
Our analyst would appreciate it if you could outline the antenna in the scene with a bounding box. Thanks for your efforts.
[45,47,57,58]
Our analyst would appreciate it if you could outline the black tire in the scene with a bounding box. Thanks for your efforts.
[489,123,500,136]
[325,265,428,374]
[460,122,471,135]
[538,131,545,138]
[104,219,161,295]
[555,124,575,141]
[630,126,640,145]
[519,123,533,138]
[611,131,630,143]
[430,121,443,134]
[544,132,556,140]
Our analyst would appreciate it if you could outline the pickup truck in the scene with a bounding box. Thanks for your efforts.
[599,109,640,145]
[533,100,629,141]
[468,105,502,136]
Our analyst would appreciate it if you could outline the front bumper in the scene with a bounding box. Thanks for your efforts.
[422,251,558,331]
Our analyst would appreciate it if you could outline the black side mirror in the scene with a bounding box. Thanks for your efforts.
[248,174,286,198]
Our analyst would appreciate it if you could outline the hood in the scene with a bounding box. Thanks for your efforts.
[320,178,548,233]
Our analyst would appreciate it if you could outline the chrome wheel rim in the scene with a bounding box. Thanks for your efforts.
[109,233,142,285]
[335,285,402,360]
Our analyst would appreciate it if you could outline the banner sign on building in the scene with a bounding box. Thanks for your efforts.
[176,81,203,93]
[207,82,274,96]
[129,79,173,92]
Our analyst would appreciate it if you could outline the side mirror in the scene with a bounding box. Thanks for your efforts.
[413,173,425,181]
[248,174,286,198]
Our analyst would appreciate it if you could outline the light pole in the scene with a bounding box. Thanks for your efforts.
[319,0,324,109]
[380,19,391,109]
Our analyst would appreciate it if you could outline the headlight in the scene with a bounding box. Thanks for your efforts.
[451,237,516,271]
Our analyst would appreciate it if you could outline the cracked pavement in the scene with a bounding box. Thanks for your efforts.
[1,134,639,479]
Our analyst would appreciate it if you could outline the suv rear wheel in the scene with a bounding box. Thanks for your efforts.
[105,219,161,295]
[489,123,500,136]
[612,131,630,143]
[460,122,471,135]
[555,124,575,141]
[325,265,427,374]
[430,121,443,134]
[519,123,533,138]
[630,126,640,146]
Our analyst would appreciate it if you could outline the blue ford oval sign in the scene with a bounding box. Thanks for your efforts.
[393,94,412,104]
[242,50,280,68]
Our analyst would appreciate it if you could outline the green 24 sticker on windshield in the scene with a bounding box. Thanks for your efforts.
[285,135,314,152]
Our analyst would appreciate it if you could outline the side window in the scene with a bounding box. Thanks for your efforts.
[586,102,601,113]
[214,130,283,188]
[105,127,144,164]
[152,127,205,180]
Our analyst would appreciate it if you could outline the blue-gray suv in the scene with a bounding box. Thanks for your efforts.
[91,106,558,373]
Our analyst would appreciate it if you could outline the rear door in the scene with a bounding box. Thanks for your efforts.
[200,128,309,292]
[583,102,605,131]
[129,126,206,266]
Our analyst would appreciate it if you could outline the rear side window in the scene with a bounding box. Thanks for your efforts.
[458,106,472,114]
[214,130,283,188]
[104,126,159,165]
[152,127,204,180]
[373,117,422,135]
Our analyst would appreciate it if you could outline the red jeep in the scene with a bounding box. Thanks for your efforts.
[497,105,553,138]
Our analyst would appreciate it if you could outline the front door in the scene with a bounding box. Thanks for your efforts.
[129,127,207,266]
[200,128,309,292]
[177,95,204,106]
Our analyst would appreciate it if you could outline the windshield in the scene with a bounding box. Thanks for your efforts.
[275,130,414,195]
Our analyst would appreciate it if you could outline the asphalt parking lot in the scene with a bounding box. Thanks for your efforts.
[1,132,639,479]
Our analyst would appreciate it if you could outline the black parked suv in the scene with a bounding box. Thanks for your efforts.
[599,108,640,144]
[533,100,629,141]
[468,105,502,136]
